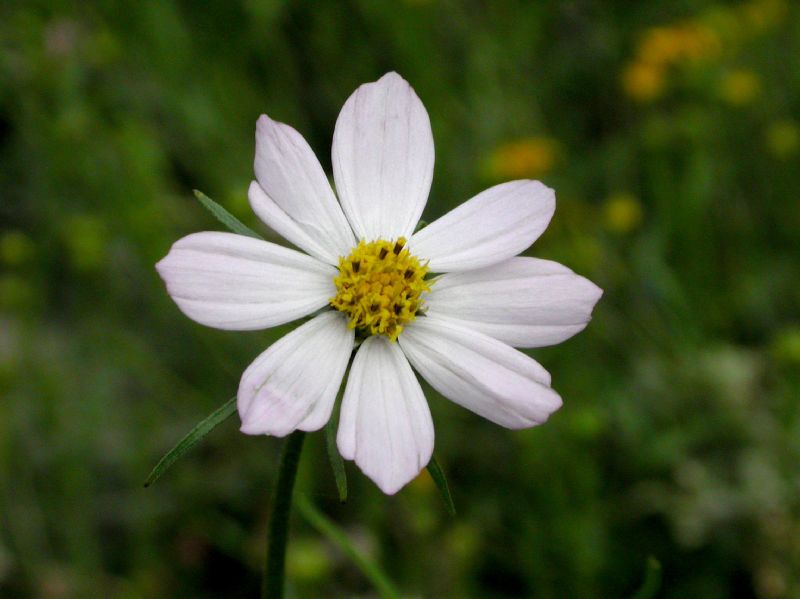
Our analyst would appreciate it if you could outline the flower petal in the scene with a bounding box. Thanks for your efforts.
[425,257,603,347]
[399,315,562,429]
[408,180,555,272]
[332,72,434,242]
[252,115,355,264]
[238,312,354,436]
[156,231,336,330]
[337,336,434,495]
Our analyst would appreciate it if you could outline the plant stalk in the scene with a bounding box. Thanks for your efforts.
[262,431,306,599]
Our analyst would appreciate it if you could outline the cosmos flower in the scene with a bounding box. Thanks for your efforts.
[156,73,602,494]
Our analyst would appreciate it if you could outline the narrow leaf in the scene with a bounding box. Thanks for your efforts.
[426,455,456,516]
[324,355,353,502]
[297,495,401,599]
[144,397,237,487]
[193,189,262,239]
[325,416,348,502]
[630,557,662,599]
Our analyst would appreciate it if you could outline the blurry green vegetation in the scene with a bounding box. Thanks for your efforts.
[1,0,799,597]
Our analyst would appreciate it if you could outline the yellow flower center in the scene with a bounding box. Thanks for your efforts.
[330,237,430,342]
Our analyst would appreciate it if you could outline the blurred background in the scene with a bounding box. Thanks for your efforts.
[1,0,799,597]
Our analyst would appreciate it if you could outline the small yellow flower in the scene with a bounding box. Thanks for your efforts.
[622,62,665,103]
[720,70,761,105]
[603,193,643,233]
[637,23,721,67]
[678,23,722,62]
[638,27,685,65]
[765,120,799,158]
[485,137,560,180]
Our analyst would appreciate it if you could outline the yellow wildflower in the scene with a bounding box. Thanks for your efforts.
[765,120,799,159]
[720,70,761,105]
[603,193,643,234]
[637,23,721,67]
[485,137,560,179]
[622,62,665,103]
[639,27,686,65]
[678,23,722,62]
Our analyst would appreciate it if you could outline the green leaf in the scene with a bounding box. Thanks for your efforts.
[193,189,262,239]
[324,356,353,502]
[630,557,662,599]
[426,455,456,516]
[296,495,401,599]
[325,416,347,502]
[144,397,237,487]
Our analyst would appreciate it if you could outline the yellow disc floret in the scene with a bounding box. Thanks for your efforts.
[330,237,431,341]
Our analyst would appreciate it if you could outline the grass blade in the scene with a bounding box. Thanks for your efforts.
[426,455,456,516]
[296,495,401,599]
[325,416,348,502]
[144,397,237,487]
[631,557,662,599]
[193,189,262,239]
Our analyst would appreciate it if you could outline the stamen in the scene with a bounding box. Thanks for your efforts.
[330,238,430,342]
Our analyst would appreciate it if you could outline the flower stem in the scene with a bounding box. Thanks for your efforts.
[262,431,306,599]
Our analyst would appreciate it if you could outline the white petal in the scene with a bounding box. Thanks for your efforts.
[425,257,603,347]
[156,231,336,330]
[408,180,555,272]
[332,72,434,242]
[252,115,355,264]
[238,312,354,436]
[337,336,434,495]
[399,315,562,429]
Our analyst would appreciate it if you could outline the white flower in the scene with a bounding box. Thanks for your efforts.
[156,73,602,495]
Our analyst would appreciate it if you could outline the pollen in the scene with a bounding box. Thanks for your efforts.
[330,237,431,342]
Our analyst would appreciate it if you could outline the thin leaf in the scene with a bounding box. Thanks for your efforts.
[630,557,662,599]
[325,416,348,502]
[324,355,353,502]
[426,455,456,516]
[296,495,401,599]
[144,397,237,487]
[193,189,262,239]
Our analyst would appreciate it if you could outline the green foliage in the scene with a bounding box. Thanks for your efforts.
[144,397,236,488]
[426,455,456,516]
[192,190,263,239]
[631,558,663,599]
[2,1,800,597]
[324,415,348,503]
[296,496,401,599]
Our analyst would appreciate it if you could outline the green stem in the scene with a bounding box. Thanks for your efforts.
[296,496,401,599]
[263,431,306,599]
